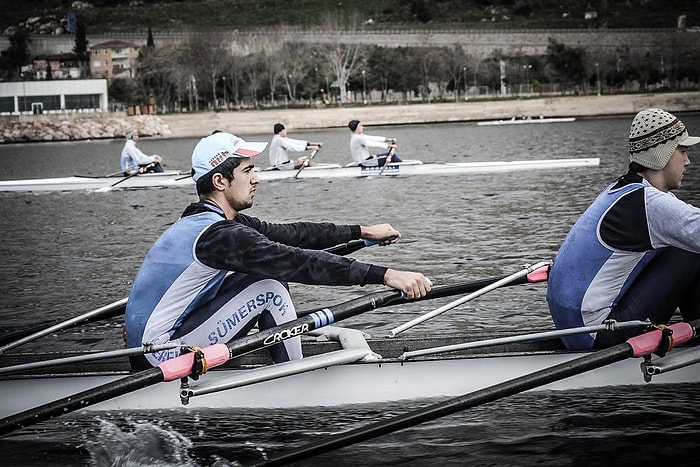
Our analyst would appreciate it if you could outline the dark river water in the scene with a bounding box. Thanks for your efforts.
[0,113,699,466]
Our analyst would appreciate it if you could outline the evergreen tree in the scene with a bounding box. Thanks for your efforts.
[73,21,90,77]
[3,27,32,80]
[73,22,89,60]
[147,26,155,48]
[46,61,53,80]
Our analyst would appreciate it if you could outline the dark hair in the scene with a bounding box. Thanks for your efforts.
[628,161,648,173]
[348,120,360,132]
[195,157,243,196]
[273,123,285,134]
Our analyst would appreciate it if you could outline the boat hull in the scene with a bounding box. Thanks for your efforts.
[1,333,697,417]
[0,158,600,191]
[0,170,188,192]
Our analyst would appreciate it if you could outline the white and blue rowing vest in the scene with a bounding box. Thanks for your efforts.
[125,211,228,350]
[546,180,658,350]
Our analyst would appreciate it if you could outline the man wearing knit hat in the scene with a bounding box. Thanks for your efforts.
[268,123,323,170]
[547,108,700,350]
[125,131,431,370]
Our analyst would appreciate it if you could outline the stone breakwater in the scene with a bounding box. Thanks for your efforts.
[0,114,171,144]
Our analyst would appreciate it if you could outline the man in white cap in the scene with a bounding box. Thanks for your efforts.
[547,108,700,350]
[125,131,430,369]
[120,128,164,175]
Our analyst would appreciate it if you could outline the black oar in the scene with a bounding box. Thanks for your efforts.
[298,261,549,317]
[293,148,320,179]
[95,172,139,192]
[0,288,406,436]
[257,318,700,466]
[377,146,397,176]
[0,239,381,352]
[323,237,396,256]
[0,298,128,353]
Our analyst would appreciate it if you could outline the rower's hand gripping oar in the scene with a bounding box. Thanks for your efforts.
[387,261,551,337]
[293,146,321,179]
[256,318,700,466]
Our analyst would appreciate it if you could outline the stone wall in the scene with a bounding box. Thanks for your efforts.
[4,28,697,59]
[0,114,171,143]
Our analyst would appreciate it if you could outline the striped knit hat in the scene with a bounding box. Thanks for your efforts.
[628,108,700,170]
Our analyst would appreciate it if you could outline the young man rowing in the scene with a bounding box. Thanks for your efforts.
[547,108,700,349]
[125,132,430,369]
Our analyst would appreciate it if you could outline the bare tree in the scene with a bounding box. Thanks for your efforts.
[240,54,264,108]
[280,41,315,103]
[135,44,176,112]
[185,33,230,109]
[445,44,468,102]
[319,13,363,104]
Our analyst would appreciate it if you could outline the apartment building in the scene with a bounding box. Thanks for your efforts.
[33,53,86,80]
[90,39,140,79]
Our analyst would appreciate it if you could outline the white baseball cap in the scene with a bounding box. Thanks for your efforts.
[191,132,267,181]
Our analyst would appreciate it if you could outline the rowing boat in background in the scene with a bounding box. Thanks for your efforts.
[477,117,576,126]
[0,170,189,192]
[0,157,600,192]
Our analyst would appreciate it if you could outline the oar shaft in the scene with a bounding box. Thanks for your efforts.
[0,367,164,436]
[378,147,396,175]
[293,148,319,178]
[0,343,181,375]
[387,261,550,337]
[400,319,650,360]
[0,297,128,354]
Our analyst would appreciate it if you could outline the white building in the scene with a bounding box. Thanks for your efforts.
[0,79,108,115]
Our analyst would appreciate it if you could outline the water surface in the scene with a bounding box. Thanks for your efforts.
[1,115,699,466]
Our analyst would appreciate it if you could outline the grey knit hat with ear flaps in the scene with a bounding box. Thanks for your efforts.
[628,108,700,170]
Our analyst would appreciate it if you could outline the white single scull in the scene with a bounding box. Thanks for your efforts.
[477,117,577,126]
[0,157,600,192]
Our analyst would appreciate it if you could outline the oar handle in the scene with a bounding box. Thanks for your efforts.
[322,236,397,256]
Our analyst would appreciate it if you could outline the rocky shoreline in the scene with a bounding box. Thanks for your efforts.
[2,92,700,143]
[0,114,171,144]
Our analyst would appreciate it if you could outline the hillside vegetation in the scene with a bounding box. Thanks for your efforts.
[1,0,700,34]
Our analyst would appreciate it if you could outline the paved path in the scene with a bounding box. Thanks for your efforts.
[160,92,700,137]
